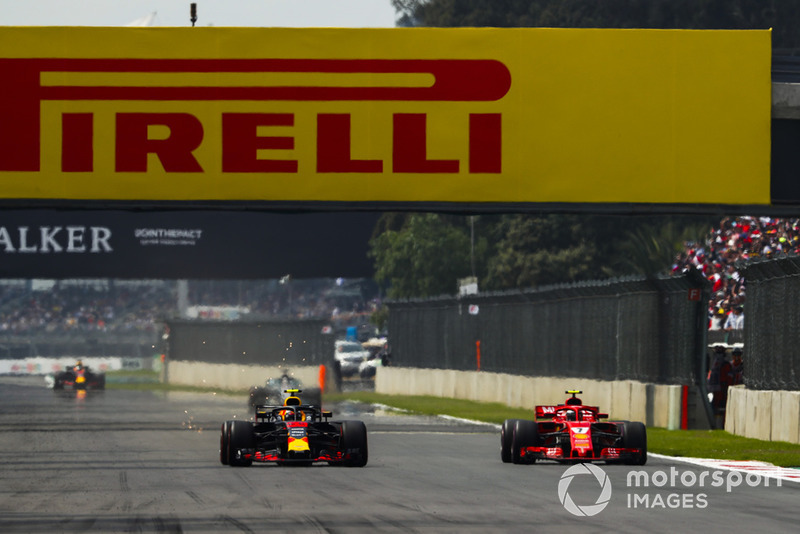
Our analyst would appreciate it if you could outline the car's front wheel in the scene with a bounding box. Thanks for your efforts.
[228,420,255,467]
[622,421,647,465]
[340,420,368,467]
[220,421,231,465]
[501,419,521,463]
[511,420,539,465]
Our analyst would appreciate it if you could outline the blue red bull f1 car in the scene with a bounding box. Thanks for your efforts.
[53,360,105,390]
[501,390,647,465]
[220,389,368,467]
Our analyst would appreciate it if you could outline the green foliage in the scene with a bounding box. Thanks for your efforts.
[484,214,603,289]
[370,304,390,332]
[614,220,713,276]
[392,0,800,49]
[368,212,714,296]
[482,213,716,289]
[369,213,480,298]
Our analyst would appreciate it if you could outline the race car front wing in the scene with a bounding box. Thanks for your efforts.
[521,446,644,462]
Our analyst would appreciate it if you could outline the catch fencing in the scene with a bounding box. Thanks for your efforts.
[387,273,707,385]
[740,256,800,390]
[164,319,335,367]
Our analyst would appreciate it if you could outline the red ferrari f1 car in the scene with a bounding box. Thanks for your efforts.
[220,389,368,467]
[501,390,647,465]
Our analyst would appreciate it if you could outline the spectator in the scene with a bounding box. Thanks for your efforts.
[674,215,800,336]
[707,344,732,415]
[724,306,744,332]
[730,347,744,386]
[709,307,727,331]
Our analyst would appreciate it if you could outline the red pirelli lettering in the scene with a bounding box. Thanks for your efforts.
[316,114,382,173]
[0,58,510,174]
[115,113,204,173]
[61,113,94,172]
[222,113,297,173]
[393,114,459,174]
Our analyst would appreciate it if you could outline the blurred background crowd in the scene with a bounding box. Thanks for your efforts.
[671,216,800,333]
[1,215,799,337]
[0,278,380,336]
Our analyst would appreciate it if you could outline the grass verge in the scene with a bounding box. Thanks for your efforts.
[327,391,800,468]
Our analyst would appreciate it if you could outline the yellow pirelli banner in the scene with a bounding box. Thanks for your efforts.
[0,27,771,205]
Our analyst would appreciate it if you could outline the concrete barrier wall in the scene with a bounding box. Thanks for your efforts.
[167,361,321,391]
[375,367,682,428]
[167,361,800,444]
[727,385,800,444]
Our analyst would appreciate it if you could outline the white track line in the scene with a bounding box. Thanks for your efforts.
[431,410,800,484]
[650,453,800,484]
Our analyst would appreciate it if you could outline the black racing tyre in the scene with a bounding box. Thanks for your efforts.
[220,421,231,465]
[622,421,648,466]
[511,420,539,465]
[228,420,255,467]
[340,420,368,467]
[501,419,521,463]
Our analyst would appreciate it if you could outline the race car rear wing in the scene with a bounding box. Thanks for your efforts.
[254,404,332,423]
[535,406,559,418]
[534,405,608,419]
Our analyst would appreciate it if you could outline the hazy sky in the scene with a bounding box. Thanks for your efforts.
[0,0,398,28]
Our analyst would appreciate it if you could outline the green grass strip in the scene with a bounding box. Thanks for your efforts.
[327,391,800,468]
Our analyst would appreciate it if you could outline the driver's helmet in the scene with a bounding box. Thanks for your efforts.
[281,394,305,421]
[74,360,83,370]
[280,408,306,421]
[563,409,577,421]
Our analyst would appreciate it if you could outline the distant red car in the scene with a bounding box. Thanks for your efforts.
[501,390,646,465]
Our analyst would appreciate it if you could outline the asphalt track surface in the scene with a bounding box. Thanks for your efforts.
[0,377,797,533]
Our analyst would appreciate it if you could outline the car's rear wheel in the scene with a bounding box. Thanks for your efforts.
[220,421,231,465]
[340,420,368,467]
[622,421,647,465]
[501,419,521,463]
[228,420,255,467]
[511,420,539,465]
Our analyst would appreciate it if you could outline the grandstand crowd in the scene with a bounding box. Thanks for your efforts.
[0,278,379,335]
[671,216,800,331]
[0,281,175,334]
[0,215,794,336]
